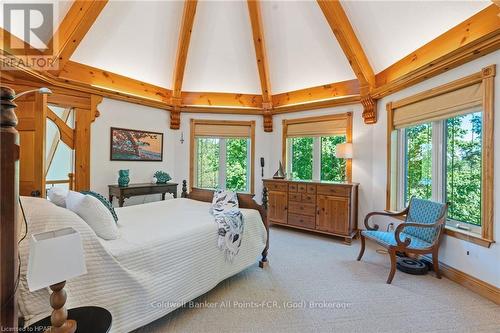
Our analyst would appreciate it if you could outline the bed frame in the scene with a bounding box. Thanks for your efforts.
[181,181,269,268]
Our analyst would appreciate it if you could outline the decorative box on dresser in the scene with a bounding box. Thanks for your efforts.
[263,179,358,244]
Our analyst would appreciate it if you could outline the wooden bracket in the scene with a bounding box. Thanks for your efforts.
[170,97,182,130]
[262,102,273,132]
[90,94,103,123]
[361,94,377,124]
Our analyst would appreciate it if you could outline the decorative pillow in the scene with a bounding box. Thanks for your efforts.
[210,189,239,215]
[81,191,118,223]
[47,187,68,207]
[65,191,120,240]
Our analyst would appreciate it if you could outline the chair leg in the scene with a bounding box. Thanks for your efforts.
[432,249,441,279]
[357,235,366,261]
[387,249,397,284]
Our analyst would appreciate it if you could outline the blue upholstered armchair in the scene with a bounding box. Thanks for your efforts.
[357,198,448,284]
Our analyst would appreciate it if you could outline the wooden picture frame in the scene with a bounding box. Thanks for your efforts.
[110,127,163,162]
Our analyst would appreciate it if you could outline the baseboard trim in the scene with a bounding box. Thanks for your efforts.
[422,256,500,305]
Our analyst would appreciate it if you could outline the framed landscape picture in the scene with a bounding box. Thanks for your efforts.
[110,127,163,161]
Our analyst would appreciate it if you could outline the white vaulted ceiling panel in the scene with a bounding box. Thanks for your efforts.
[341,0,492,73]
[261,0,356,94]
[182,0,261,94]
[71,0,183,88]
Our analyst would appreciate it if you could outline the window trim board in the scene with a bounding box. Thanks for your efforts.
[189,119,256,194]
[282,112,353,182]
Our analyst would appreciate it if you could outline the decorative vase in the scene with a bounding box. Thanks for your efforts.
[118,169,130,187]
[154,171,171,184]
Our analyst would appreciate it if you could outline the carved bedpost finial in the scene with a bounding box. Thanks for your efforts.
[262,186,268,210]
[361,94,377,124]
[181,180,188,198]
[1,86,18,131]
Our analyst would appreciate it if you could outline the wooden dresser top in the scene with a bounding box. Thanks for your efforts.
[263,179,359,186]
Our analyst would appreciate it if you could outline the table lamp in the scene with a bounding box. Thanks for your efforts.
[27,227,87,333]
[335,143,353,181]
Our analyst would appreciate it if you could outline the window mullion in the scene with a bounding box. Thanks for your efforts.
[219,138,226,189]
[432,121,444,202]
[313,137,320,180]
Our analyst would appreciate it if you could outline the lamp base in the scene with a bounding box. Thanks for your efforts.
[45,319,76,333]
[44,282,77,333]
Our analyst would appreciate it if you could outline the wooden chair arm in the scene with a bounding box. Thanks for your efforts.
[364,207,409,231]
[394,215,446,247]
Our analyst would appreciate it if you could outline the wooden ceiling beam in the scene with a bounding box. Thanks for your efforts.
[59,61,171,103]
[171,0,198,129]
[317,0,377,124]
[181,91,262,108]
[50,0,108,76]
[273,95,361,114]
[247,0,273,132]
[272,79,360,108]
[374,5,500,98]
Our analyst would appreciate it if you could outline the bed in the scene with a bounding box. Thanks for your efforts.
[17,189,268,333]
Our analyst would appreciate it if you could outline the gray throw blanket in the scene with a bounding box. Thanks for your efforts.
[210,190,244,261]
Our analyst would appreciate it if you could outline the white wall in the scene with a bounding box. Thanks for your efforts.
[91,98,176,205]
[372,51,500,288]
[90,50,500,288]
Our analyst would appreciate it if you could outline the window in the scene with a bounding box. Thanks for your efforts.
[190,120,255,193]
[283,113,352,182]
[387,65,495,247]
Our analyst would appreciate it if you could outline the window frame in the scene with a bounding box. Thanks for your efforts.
[190,119,255,194]
[386,65,495,248]
[282,112,353,182]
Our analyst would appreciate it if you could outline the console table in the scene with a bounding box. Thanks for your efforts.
[109,182,178,207]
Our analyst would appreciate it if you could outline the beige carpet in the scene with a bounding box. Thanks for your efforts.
[134,226,500,333]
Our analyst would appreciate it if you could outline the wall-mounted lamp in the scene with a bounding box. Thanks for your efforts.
[180,131,185,144]
[13,87,52,101]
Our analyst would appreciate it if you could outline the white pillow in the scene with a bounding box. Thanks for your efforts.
[47,187,68,207]
[65,191,120,240]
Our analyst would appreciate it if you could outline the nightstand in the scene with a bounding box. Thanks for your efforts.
[23,306,112,333]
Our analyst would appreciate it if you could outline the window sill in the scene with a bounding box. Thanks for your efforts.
[383,211,494,248]
[444,226,494,248]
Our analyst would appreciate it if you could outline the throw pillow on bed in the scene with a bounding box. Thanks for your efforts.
[47,187,68,207]
[81,191,118,223]
[65,190,120,240]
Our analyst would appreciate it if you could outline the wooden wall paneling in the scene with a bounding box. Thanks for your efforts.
[374,5,500,98]
[170,0,198,129]
[15,93,47,197]
[50,0,109,75]
[74,108,91,190]
[316,0,377,124]
[247,0,273,131]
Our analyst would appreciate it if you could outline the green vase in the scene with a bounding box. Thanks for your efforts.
[118,169,130,187]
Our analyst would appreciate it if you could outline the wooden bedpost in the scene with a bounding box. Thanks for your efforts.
[259,186,269,268]
[181,180,188,198]
[0,86,19,331]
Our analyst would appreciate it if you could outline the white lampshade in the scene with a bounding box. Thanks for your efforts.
[335,143,353,159]
[27,227,87,292]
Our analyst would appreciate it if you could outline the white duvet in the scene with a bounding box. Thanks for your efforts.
[18,197,267,333]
